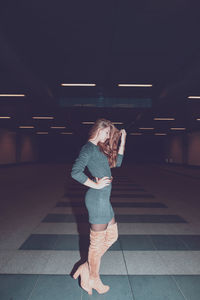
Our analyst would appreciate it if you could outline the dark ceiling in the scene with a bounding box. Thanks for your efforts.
[0,0,200,135]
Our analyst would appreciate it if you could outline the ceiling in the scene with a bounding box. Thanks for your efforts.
[0,0,200,135]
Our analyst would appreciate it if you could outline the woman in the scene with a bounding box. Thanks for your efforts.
[71,118,126,295]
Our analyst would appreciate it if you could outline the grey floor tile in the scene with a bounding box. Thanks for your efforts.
[150,235,188,250]
[53,234,89,250]
[19,234,58,250]
[118,223,200,235]
[32,223,88,235]
[18,234,121,251]
[174,275,200,300]
[29,275,81,300]
[0,274,38,300]
[21,234,200,251]
[115,215,187,223]
[119,235,156,250]
[180,235,200,250]
[42,214,87,223]
[129,275,185,300]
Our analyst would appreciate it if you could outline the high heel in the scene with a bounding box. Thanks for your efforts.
[73,262,92,295]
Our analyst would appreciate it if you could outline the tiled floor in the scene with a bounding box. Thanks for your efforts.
[0,162,200,299]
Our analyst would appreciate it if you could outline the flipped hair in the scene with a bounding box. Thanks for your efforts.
[88,118,121,168]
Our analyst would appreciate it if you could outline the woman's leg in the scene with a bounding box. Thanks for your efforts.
[87,222,110,293]
[101,217,118,256]
[90,217,115,231]
[91,223,107,231]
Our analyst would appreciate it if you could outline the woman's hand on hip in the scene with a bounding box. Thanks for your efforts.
[95,176,111,189]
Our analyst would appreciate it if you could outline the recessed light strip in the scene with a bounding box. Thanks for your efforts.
[36,132,48,134]
[154,118,175,121]
[0,94,25,97]
[19,126,34,129]
[61,83,96,87]
[60,132,73,135]
[118,84,153,87]
[139,127,154,130]
[170,128,186,130]
[188,96,200,99]
[130,133,143,135]
[32,117,54,120]
[51,126,66,129]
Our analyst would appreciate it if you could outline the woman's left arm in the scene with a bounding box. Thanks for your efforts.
[115,129,127,167]
[118,129,127,155]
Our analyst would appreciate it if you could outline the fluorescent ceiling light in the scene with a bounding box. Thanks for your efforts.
[32,117,54,119]
[188,96,200,99]
[60,132,73,134]
[112,122,124,124]
[154,133,167,135]
[36,132,49,134]
[82,121,95,124]
[0,94,26,97]
[118,84,153,87]
[154,118,175,121]
[0,116,11,119]
[19,126,34,128]
[51,126,66,129]
[139,127,154,130]
[61,83,96,87]
[130,133,142,135]
[170,128,186,130]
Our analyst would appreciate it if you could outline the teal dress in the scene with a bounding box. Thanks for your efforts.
[71,141,124,224]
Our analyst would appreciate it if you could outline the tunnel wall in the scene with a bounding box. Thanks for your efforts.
[188,131,200,166]
[164,131,200,166]
[0,129,38,165]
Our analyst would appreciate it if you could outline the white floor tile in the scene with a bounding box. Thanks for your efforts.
[158,251,200,274]
[0,250,51,274]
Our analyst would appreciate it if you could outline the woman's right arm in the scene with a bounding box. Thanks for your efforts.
[82,177,98,189]
[71,144,111,189]
[71,144,95,186]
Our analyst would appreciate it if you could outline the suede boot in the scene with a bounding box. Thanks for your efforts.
[95,222,118,279]
[88,228,110,294]
[102,222,118,255]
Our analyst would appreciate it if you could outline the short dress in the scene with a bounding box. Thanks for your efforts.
[71,141,124,224]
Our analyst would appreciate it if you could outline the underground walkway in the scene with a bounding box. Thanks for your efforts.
[0,162,200,299]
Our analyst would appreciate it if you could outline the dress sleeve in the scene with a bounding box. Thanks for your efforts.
[71,144,91,184]
[115,153,124,167]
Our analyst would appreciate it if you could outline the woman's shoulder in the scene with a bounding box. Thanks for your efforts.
[80,140,94,153]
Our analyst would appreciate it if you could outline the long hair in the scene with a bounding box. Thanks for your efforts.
[88,118,121,168]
